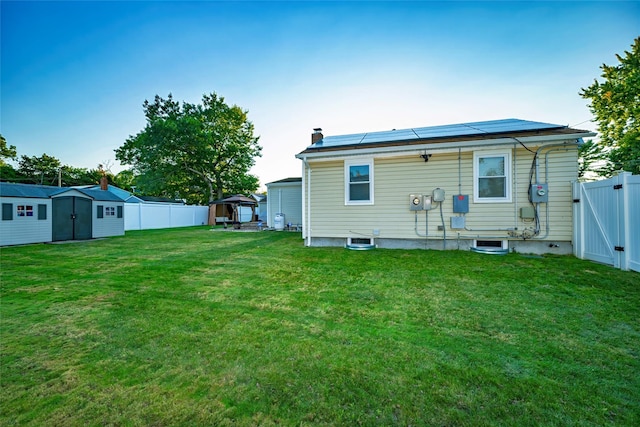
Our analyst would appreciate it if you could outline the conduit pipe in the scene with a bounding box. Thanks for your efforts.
[414,212,429,237]
[531,144,579,240]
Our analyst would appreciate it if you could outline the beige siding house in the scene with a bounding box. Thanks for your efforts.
[295,119,595,254]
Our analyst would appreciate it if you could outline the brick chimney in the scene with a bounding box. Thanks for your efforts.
[312,128,323,144]
[100,175,108,191]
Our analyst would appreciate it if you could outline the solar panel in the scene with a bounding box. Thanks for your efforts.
[311,119,564,149]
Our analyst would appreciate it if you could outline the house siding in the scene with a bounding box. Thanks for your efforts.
[303,144,578,247]
[0,197,53,246]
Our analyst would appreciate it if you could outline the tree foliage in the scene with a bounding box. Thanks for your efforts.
[580,37,640,176]
[115,93,262,204]
[1,134,17,166]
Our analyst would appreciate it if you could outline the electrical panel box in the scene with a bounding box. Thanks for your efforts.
[409,194,423,211]
[530,183,549,203]
[451,216,466,229]
[453,195,469,213]
[433,188,445,202]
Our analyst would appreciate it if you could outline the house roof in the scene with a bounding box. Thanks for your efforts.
[297,118,594,156]
[0,182,124,202]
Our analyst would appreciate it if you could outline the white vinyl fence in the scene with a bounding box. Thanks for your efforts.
[125,204,209,231]
[573,172,640,272]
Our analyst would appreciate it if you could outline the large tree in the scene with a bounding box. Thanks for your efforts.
[17,153,62,185]
[580,37,640,176]
[1,134,17,165]
[115,93,262,204]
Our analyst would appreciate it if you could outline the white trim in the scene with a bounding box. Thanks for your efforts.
[473,150,512,203]
[344,158,374,205]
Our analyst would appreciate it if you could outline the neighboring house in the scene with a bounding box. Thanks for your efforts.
[266,177,302,228]
[295,119,596,254]
[251,193,268,222]
[0,182,124,246]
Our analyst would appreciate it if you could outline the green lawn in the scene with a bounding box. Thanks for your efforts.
[1,227,638,426]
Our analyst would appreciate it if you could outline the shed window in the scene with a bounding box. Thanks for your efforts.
[474,151,512,203]
[38,204,47,220]
[345,159,374,205]
[17,205,34,217]
[2,203,13,221]
[105,206,115,217]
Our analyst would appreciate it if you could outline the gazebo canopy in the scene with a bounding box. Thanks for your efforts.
[210,194,256,205]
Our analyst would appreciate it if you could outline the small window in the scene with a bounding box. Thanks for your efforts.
[105,206,115,217]
[474,151,512,203]
[2,203,13,221]
[97,205,104,219]
[17,205,34,217]
[117,205,123,218]
[38,204,47,220]
[475,240,508,250]
[345,159,374,205]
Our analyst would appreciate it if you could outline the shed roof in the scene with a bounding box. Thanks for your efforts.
[297,118,593,155]
[266,177,302,185]
[0,182,124,202]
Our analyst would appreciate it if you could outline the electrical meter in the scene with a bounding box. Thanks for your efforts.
[432,188,445,202]
[409,194,423,211]
[530,184,549,203]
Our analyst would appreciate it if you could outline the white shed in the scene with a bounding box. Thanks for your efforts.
[0,182,125,246]
[266,177,302,229]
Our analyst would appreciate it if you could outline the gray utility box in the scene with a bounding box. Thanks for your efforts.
[530,183,549,203]
[520,206,536,220]
[451,216,466,229]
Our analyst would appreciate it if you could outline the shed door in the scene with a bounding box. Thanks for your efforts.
[52,197,92,241]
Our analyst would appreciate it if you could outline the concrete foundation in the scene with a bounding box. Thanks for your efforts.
[305,237,573,255]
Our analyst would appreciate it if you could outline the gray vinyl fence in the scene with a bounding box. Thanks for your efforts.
[124,204,209,231]
[573,172,640,272]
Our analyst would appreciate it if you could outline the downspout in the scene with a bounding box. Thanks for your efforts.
[513,142,518,229]
[302,157,311,246]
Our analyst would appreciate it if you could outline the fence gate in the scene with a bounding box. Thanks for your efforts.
[573,172,640,272]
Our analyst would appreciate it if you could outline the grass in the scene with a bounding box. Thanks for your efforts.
[1,226,639,426]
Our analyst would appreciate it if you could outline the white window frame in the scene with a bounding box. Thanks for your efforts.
[473,150,512,203]
[344,158,374,205]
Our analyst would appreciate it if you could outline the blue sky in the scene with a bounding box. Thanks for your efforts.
[2,1,639,189]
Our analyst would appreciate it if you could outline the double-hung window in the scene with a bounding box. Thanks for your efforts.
[474,151,511,203]
[344,159,374,205]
